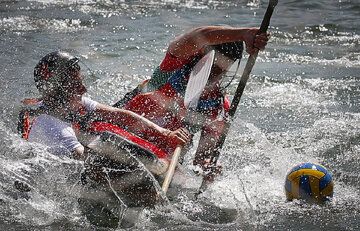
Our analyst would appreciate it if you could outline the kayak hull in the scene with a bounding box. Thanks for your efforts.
[81,127,168,208]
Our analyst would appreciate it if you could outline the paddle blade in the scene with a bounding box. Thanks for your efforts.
[184,50,215,109]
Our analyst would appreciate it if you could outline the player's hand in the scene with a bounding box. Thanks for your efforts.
[166,128,190,145]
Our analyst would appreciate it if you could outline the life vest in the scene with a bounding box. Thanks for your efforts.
[115,53,224,113]
[18,98,42,140]
[17,98,87,139]
[122,54,228,138]
[147,54,224,112]
[18,98,169,160]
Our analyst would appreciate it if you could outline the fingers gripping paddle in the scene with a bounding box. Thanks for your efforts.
[197,0,278,195]
[161,50,215,194]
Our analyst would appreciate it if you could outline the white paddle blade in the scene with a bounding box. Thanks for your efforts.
[184,50,215,109]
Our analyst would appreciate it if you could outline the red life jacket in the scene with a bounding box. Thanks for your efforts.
[18,98,41,140]
[121,52,230,142]
[123,82,230,141]
[18,98,86,139]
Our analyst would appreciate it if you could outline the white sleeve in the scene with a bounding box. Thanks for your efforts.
[81,96,99,113]
[28,114,83,155]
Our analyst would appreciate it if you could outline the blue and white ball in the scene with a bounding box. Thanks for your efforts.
[285,163,333,203]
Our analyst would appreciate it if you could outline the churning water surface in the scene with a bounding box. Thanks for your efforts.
[0,0,359,230]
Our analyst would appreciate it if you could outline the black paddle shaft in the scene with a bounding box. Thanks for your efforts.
[210,0,278,165]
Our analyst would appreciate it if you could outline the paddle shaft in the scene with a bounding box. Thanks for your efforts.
[161,145,182,194]
[162,119,193,194]
[198,0,278,193]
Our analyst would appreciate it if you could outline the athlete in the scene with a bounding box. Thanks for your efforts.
[21,51,190,163]
[114,25,269,181]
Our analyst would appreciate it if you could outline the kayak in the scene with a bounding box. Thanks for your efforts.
[80,121,170,206]
[77,121,170,228]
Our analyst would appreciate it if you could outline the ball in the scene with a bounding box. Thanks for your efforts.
[285,163,333,203]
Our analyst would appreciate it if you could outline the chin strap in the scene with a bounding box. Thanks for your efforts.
[219,59,241,94]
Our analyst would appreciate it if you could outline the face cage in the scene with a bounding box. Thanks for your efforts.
[218,58,241,93]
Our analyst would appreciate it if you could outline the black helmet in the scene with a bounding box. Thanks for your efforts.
[210,24,244,61]
[34,51,80,95]
[213,40,244,61]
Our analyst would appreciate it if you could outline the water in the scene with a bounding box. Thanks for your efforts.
[1,0,359,230]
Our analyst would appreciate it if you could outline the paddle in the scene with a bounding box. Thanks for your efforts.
[161,50,215,194]
[197,0,279,195]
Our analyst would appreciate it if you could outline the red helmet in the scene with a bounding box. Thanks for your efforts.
[34,51,80,95]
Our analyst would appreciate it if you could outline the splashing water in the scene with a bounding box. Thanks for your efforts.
[0,0,359,230]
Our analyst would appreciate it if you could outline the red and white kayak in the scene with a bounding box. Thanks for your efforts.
[81,121,172,208]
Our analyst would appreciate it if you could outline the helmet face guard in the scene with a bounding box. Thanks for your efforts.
[204,41,244,91]
[210,24,244,61]
[212,41,244,61]
[34,51,80,96]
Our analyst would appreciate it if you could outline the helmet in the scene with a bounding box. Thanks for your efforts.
[34,51,80,95]
[213,40,244,61]
[210,24,244,61]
